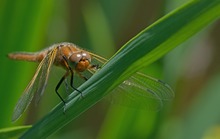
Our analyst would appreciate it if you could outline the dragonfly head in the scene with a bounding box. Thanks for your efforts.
[69,51,91,72]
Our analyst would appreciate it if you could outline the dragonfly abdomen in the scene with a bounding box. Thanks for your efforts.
[8,52,46,62]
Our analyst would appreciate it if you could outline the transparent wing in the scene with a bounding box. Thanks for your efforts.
[89,52,174,110]
[109,72,174,110]
[12,48,58,122]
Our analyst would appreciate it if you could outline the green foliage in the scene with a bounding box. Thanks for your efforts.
[20,0,220,138]
[0,0,54,127]
[1,0,220,138]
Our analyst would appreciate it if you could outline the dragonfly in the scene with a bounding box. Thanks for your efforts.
[8,42,174,122]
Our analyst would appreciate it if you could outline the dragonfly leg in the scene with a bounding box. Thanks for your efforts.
[69,69,84,98]
[90,64,100,70]
[55,72,68,105]
[77,72,88,81]
[62,55,83,97]
[69,68,83,91]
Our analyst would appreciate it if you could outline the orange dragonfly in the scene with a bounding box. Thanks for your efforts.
[8,42,174,122]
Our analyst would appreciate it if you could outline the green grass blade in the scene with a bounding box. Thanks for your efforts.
[21,0,220,138]
[0,125,31,139]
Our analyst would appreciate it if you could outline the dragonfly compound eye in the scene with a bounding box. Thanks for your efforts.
[70,53,82,63]
[81,52,91,62]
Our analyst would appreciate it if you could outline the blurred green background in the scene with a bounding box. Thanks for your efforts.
[1,0,220,138]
